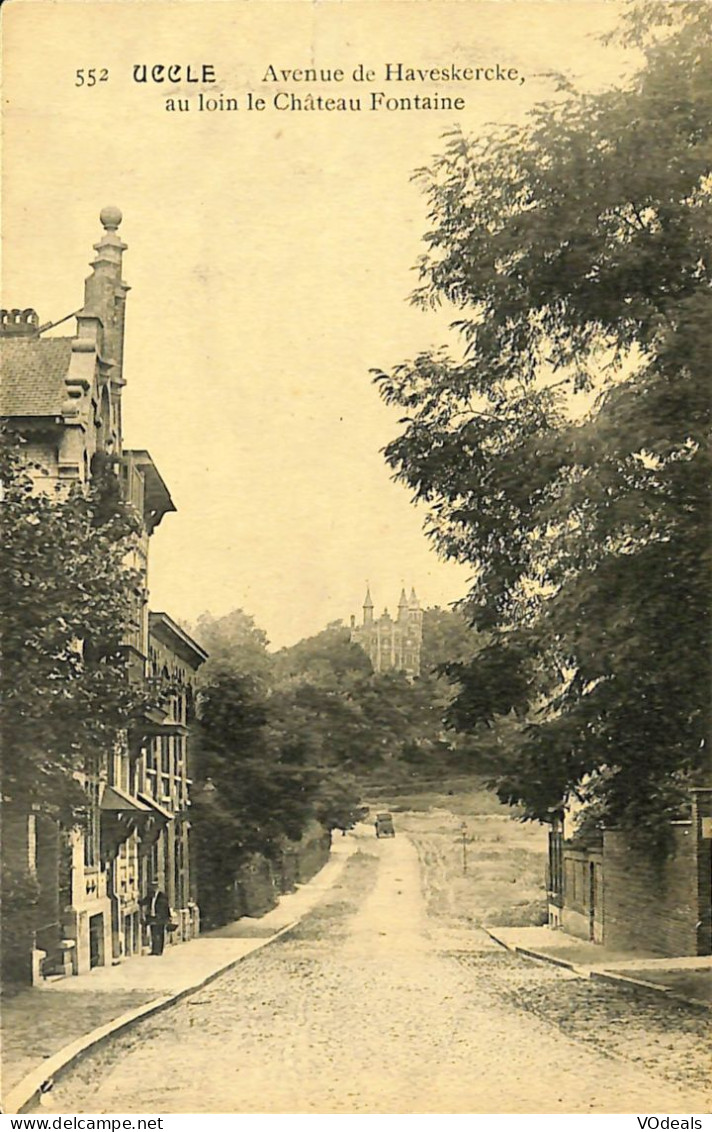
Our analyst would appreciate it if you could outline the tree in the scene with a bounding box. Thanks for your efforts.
[190,620,371,923]
[374,4,711,842]
[0,433,148,823]
[420,606,481,676]
[192,606,482,902]
[191,663,363,925]
[192,672,315,851]
[0,433,156,979]
[193,608,273,687]
[272,621,373,685]
[273,613,496,784]
[273,618,473,782]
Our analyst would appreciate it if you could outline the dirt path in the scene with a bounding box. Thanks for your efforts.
[38,827,711,1114]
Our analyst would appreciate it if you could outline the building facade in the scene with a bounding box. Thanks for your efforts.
[142,613,208,942]
[0,209,206,980]
[350,586,423,676]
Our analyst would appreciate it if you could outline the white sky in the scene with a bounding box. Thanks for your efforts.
[2,0,635,647]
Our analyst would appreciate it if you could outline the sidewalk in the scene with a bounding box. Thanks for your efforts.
[1,835,357,1114]
[485,925,712,1007]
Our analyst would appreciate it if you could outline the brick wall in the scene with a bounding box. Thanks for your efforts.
[603,824,701,956]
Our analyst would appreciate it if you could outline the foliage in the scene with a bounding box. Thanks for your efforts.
[192,608,273,687]
[0,432,148,824]
[193,671,316,852]
[273,618,473,781]
[191,664,361,922]
[311,771,367,832]
[419,605,481,675]
[373,5,711,843]
[272,621,372,685]
[191,607,488,917]
[266,611,473,782]
[0,861,40,982]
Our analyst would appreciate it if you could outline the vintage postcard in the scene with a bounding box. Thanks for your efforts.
[1,0,710,1118]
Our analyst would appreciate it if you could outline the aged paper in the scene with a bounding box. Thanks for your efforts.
[2,0,636,645]
[3,0,708,1118]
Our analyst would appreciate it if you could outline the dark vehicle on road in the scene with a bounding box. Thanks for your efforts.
[375,812,395,838]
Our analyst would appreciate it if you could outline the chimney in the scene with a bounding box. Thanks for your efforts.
[0,308,40,338]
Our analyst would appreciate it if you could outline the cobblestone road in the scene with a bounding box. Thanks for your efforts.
[42,830,710,1114]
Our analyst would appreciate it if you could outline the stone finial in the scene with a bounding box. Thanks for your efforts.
[99,206,122,232]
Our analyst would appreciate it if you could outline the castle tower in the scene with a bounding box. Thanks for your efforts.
[397,587,409,624]
[363,584,374,625]
[350,585,422,677]
[407,587,423,675]
[408,587,423,626]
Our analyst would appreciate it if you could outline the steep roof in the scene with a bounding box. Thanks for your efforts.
[0,337,73,418]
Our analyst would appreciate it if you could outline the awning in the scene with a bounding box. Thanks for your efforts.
[100,784,152,814]
[137,792,174,821]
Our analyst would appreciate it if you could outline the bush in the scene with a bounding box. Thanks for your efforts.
[0,864,40,985]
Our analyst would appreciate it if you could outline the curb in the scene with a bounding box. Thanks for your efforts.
[511,945,578,972]
[485,929,711,1011]
[590,968,712,1011]
[3,917,300,1115]
[484,929,578,972]
[589,969,675,994]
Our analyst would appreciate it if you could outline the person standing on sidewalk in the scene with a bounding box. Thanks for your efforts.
[141,880,171,956]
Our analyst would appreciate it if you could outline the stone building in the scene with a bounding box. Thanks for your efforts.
[142,613,208,941]
[350,586,423,676]
[0,209,206,980]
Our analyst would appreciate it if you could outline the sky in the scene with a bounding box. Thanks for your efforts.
[2,0,636,648]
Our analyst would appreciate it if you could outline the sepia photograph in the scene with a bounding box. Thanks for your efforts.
[1,0,710,1117]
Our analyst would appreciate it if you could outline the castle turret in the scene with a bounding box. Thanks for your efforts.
[398,587,409,623]
[407,587,423,675]
[363,584,374,625]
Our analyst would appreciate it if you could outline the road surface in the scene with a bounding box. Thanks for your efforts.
[40,828,710,1114]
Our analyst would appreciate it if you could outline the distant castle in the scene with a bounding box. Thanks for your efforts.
[350,586,423,676]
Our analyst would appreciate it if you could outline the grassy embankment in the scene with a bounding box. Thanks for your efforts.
[367,776,549,930]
